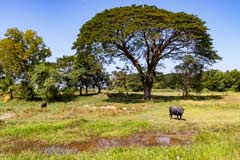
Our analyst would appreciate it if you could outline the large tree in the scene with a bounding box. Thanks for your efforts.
[73,5,221,100]
[0,28,51,99]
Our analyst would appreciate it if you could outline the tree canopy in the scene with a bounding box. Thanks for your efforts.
[73,5,221,100]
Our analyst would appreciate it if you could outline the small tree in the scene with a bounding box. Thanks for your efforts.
[31,63,60,101]
[56,55,76,95]
[92,70,110,93]
[72,47,105,95]
[175,55,204,96]
[111,70,130,103]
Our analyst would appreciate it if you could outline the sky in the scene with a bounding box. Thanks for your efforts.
[0,0,240,73]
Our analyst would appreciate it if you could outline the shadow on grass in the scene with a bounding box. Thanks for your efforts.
[104,93,223,104]
[13,92,99,104]
[170,118,187,121]
[53,93,99,102]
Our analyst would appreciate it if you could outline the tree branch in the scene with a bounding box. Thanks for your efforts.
[115,43,145,80]
[142,32,150,67]
[149,31,179,72]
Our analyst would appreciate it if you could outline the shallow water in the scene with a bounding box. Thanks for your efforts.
[43,131,191,154]
[3,131,192,154]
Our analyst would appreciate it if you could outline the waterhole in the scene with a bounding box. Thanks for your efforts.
[44,131,191,154]
[3,131,192,154]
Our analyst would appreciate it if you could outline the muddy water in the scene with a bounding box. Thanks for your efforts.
[44,131,191,154]
[2,131,191,154]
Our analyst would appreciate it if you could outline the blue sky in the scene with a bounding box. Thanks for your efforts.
[0,0,240,73]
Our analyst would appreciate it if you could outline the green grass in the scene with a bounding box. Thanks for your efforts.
[0,90,240,159]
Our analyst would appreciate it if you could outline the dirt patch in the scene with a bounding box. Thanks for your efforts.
[20,108,48,118]
[82,105,117,110]
[54,105,148,118]
[0,113,16,120]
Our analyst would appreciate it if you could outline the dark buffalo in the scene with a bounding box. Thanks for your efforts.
[41,101,47,108]
[169,106,184,120]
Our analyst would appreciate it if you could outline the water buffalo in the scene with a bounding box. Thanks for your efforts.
[41,101,47,108]
[169,106,184,120]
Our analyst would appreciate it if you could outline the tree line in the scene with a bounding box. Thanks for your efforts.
[0,28,110,101]
[0,5,223,101]
[112,69,240,96]
[0,27,237,101]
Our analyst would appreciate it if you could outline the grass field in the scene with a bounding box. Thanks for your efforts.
[0,90,240,159]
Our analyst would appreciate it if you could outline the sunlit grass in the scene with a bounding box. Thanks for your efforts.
[0,90,240,159]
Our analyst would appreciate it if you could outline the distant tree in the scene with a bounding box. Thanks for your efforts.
[127,73,143,92]
[175,55,204,96]
[73,5,221,100]
[91,70,111,93]
[72,48,104,95]
[56,55,76,94]
[111,70,130,103]
[0,28,51,99]
[223,69,240,91]
[153,72,166,89]
[160,73,182,90]
[202,69,240,92]
[202,69,225,92]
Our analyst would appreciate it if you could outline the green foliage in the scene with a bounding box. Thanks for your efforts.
[175,55,204,96]
[154,72,182,90]
[0,28,51,99]
[0,76,13,93]
[111,70,130,102]
[56,55,75,90]
[72,48,108,95]
[112,70,129,93]
[12,83,35,100]
[202,70,225,91]
[127,74,143,92]
[111,71,142,93]
[31,63,60,101]
[202,69,240,92]
[223,69,240,91]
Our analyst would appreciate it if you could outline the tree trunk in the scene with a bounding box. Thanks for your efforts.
[182,87,189,97]
[143,78,153,100]
[98,87,101,94]
[29,87,34,100]
[126,91,129,103]
[85,85,88,95]
[185,89,189,96]
[79,86,82,96]
[9,88,13,99]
